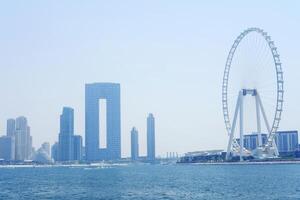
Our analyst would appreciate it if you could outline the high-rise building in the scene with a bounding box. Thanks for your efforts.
[0,136,15,160]
[85,83,121,161]
[6,119,16,137]
[51,142,59,161]
[147,113,155,161]
[58,107,74,161]
[275,130,299,155]
[73,135,83,161]
[15,116,32,160]
[131,127,139,161]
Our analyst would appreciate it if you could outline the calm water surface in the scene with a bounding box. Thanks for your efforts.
[0,163,300,200]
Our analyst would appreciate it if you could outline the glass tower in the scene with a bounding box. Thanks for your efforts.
[58,107,74,161]
[85,83,121,161]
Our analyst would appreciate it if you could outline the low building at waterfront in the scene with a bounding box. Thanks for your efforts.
[179,150,225,163]
[275,130,298,156]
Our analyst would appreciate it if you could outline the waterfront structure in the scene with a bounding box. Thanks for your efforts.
[15,116,32,160]
[85,83,121,161]
[51,142,59,161]
[73,135,83,161]
[147,113,155,161]
[58,107,74,161]
[131,127,139,161]
[179,150,224,163]
[6,119,16,137]
[275,130,298,156]
[0,136,15,160]
[167,152,179,159]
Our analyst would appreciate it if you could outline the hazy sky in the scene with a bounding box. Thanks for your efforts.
[0,1,300,157]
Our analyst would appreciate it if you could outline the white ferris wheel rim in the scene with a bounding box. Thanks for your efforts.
[222,27,284,140]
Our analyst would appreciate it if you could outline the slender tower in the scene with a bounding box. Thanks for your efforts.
[147,113,155,161]
[58,107,74,161]
[131,127,139,161]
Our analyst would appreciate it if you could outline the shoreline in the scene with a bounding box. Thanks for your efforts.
[1,160,300,168]
[179,160,300,165]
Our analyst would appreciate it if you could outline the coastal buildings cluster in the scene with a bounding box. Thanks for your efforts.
[0,85,298,164]
[237,131,299,157]
[0,83,156,164]
[0,117,32,161]
[180,130,300,163]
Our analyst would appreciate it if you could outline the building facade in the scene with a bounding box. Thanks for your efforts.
[147,113,155,161]
[73,135,83,161]
[6,119,16,137]
[51,142,59,161]
[237,133,268,151]
[58,107,74,161]
[15,116,32,160]
[0,136,15,160]
[85,83,121,161]
[131,127,139,161]
[275,130,298,155]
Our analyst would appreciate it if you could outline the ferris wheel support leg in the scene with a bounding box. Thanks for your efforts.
[226,93,241,160]
[239,91,244,161]
[273,139,279,156]
[255,95,262,146]
[257,92,279,156]
[257,93,271,133]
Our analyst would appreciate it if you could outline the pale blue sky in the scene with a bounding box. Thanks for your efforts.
[0,1,299,157]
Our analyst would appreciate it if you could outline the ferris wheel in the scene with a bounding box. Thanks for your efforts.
[222,27,283,160]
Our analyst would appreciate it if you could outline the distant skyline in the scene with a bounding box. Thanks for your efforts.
[0,1,300,157]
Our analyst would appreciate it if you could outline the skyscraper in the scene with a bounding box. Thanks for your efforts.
[73,135,83,161]
[85,83,121,161]
[0,136,15,160]
[58,107,74,161]
[15,116,32,160]
[6,119,16,137]
[147,113,155,161]
[131,127,139,161]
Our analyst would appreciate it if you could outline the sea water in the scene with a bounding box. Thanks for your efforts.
[0,163,299,199]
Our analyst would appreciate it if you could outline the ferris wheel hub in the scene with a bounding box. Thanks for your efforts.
[242,89,257,96]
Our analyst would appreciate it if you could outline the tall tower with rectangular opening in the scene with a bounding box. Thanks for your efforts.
[85,83,121,161]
